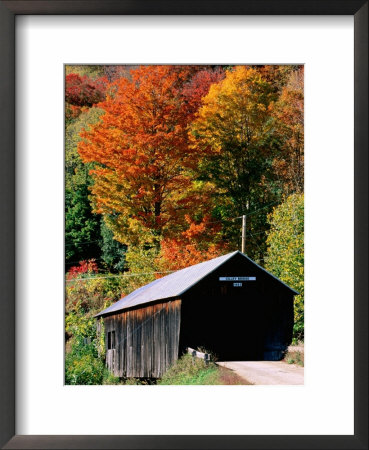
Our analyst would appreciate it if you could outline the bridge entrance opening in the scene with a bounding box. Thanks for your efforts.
[179,292,265,361]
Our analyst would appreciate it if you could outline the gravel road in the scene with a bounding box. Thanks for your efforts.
[217,361,304,385]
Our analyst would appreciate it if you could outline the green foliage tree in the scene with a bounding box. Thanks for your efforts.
[265,193,304,341]
[100,217,127,272]
[65,107,104,267]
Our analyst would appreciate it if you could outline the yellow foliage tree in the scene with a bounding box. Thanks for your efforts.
[265,193,304,340]
[190,66,277,259]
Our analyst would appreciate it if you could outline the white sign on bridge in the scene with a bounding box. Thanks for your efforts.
[219,276,256,281]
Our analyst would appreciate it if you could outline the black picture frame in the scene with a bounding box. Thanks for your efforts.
[0,1,367,449]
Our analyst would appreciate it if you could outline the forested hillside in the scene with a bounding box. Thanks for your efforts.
[65,65,304,384]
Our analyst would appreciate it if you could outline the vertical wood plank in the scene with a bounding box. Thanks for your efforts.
[126,310,131,378]
[132,309,137,378]
[150,305,154,377]
[103,299,182,378]
[123,311,127,377]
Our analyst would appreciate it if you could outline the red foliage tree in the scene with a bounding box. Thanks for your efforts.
[181,68,225,114]
[65,73,108,107]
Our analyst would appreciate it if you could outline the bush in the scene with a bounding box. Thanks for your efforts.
[65,352,106,385]
[65,337,105,385]
[65,275,122,316]
[65,302,108,386]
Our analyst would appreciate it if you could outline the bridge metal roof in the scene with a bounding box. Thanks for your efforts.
[95,251,298,317]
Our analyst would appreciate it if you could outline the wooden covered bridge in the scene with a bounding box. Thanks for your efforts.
[95,251,298,378]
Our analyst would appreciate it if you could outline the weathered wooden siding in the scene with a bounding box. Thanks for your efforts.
[104,299,181,378]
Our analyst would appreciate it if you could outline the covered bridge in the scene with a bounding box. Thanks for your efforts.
[95,251,298,378]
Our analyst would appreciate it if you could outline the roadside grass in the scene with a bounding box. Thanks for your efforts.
[98,353,252,385]
[158,354,250,385]
[284,350,304,367]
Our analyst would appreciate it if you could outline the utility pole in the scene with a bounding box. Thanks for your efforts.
[241,214,246,254]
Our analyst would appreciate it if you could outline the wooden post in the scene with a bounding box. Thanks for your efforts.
[241,214,246,254]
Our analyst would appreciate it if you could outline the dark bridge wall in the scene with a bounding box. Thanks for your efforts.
[178,253,294,361]
[102,299,181,378]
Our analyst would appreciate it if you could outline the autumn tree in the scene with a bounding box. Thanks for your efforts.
[156,214,229,272]
[270,67,304,194]
[65,73,107,107]
[101,65,138,82]
[181,68,225,114]
[65,72,108,125]
[78,65,224,249]
[256,65,299,95]
[190,66,279,260]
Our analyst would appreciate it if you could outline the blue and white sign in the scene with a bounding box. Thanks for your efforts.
[219,276,256,281]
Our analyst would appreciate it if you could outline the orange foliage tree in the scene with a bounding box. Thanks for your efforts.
[156,215,229,272]
[78,65,224,249]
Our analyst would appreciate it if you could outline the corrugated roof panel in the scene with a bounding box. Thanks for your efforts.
[95,251,237,317]
[95,250,298,317]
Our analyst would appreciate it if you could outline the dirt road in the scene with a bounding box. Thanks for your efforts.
[217,361,304,385]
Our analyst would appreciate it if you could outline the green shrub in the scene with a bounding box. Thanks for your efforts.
[65,303,96,341]
[65,352,105,385]
[65,289,110,385]
[65,337,105,385]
